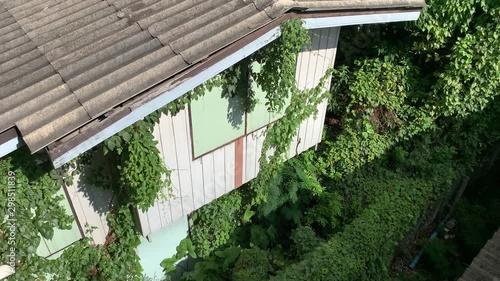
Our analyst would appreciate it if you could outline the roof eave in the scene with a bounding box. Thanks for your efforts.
[43,7,422,167]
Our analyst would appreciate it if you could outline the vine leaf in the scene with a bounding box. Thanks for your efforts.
[243,206,255,223]
[160,257,178,273]
[215,246,241,271]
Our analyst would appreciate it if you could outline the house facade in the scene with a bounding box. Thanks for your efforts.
[0,0,426,278]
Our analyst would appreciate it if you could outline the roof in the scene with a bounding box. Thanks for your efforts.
[0,0,425,157]
[459,227,500,281]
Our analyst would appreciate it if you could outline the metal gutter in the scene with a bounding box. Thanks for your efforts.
[47,9,422,168]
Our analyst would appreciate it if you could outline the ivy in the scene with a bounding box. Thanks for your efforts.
[319,55,436,179]
[183,2,500,279]
[0,147,149,280]
[188,19,315,258]
[272,176,436,280]
[48,204,143,280]
[412,0,500,116]
[189,190,244,258]
[249,19,328,204]
[256,19,310,112]
[221,57,258,113]
[0,149,74,280]
[160,237,197,273]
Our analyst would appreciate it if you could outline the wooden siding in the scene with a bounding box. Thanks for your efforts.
[138,27,340,237]
[66,27,340,241]
[65,171,113,245]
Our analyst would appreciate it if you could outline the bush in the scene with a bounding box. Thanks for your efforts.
[232,248,273,281]
[290,226,321,258]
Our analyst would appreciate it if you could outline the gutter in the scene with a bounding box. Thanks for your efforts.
[46,8,422,168]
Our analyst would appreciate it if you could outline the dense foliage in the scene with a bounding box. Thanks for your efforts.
[182,0,500,280]
[0,148,144,280]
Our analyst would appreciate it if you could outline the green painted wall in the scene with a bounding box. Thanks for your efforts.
[36,188,82,258]
[191,86,245,158]
[138,216,189,280]
[191,62,291,157]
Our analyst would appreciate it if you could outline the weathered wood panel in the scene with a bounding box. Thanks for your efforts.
[294,27,340,155]
[64,171,112,245]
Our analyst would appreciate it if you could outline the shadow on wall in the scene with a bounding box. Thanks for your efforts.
[76,150,115,216]
[224,90,246,130]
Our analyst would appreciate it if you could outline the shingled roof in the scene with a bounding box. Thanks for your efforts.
[0,0,425,158]
[459,227,500,281]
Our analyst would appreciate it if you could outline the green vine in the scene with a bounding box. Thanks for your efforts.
[256,19,311,112]
[250,19,330,204]
[221,57,258,113]
[187,19,327,260]
[0,149,74,280]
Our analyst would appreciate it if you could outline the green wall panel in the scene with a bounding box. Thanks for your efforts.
[36,188,82,258]
[138,216,189,279]
[191,62,293,157]
[246,83,270,133]
[191,86,245,158]
[247,62,291,132]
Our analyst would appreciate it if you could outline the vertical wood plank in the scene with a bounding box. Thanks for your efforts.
[254,128,266,175]
[137,207,151,237]
[158,113,180,226]
[184,106,206,211]
[288,130,299,159]
[244,131,257,183]
[301,29,322,152]
[213,147,226,198]
[223,142,235,193]
[201,152,216,204]
[315,100,329,144]
[142,123,167,234]
[65,172,110,245]
[190,157,205,210]
[233,138,243,188]
[296,30,318,153]
[172,110,195,217]
[317,27,340,142]
[308,28,330,148]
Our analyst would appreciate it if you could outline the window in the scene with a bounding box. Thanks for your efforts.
[190,63,291,158]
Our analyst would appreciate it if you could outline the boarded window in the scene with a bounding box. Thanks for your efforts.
[246,63,290,132]
[190,86,245,158]
[191,63,292,158]
[36,188,82,259]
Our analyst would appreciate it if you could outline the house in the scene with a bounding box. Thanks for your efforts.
[0,0,426,278]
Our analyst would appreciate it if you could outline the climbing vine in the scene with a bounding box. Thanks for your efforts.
[181,1,500,279]
[255,19,311,112]
[0,149,74,280]
[251,69,333,203]
[186,19,319,256]
[250,19,330,203]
